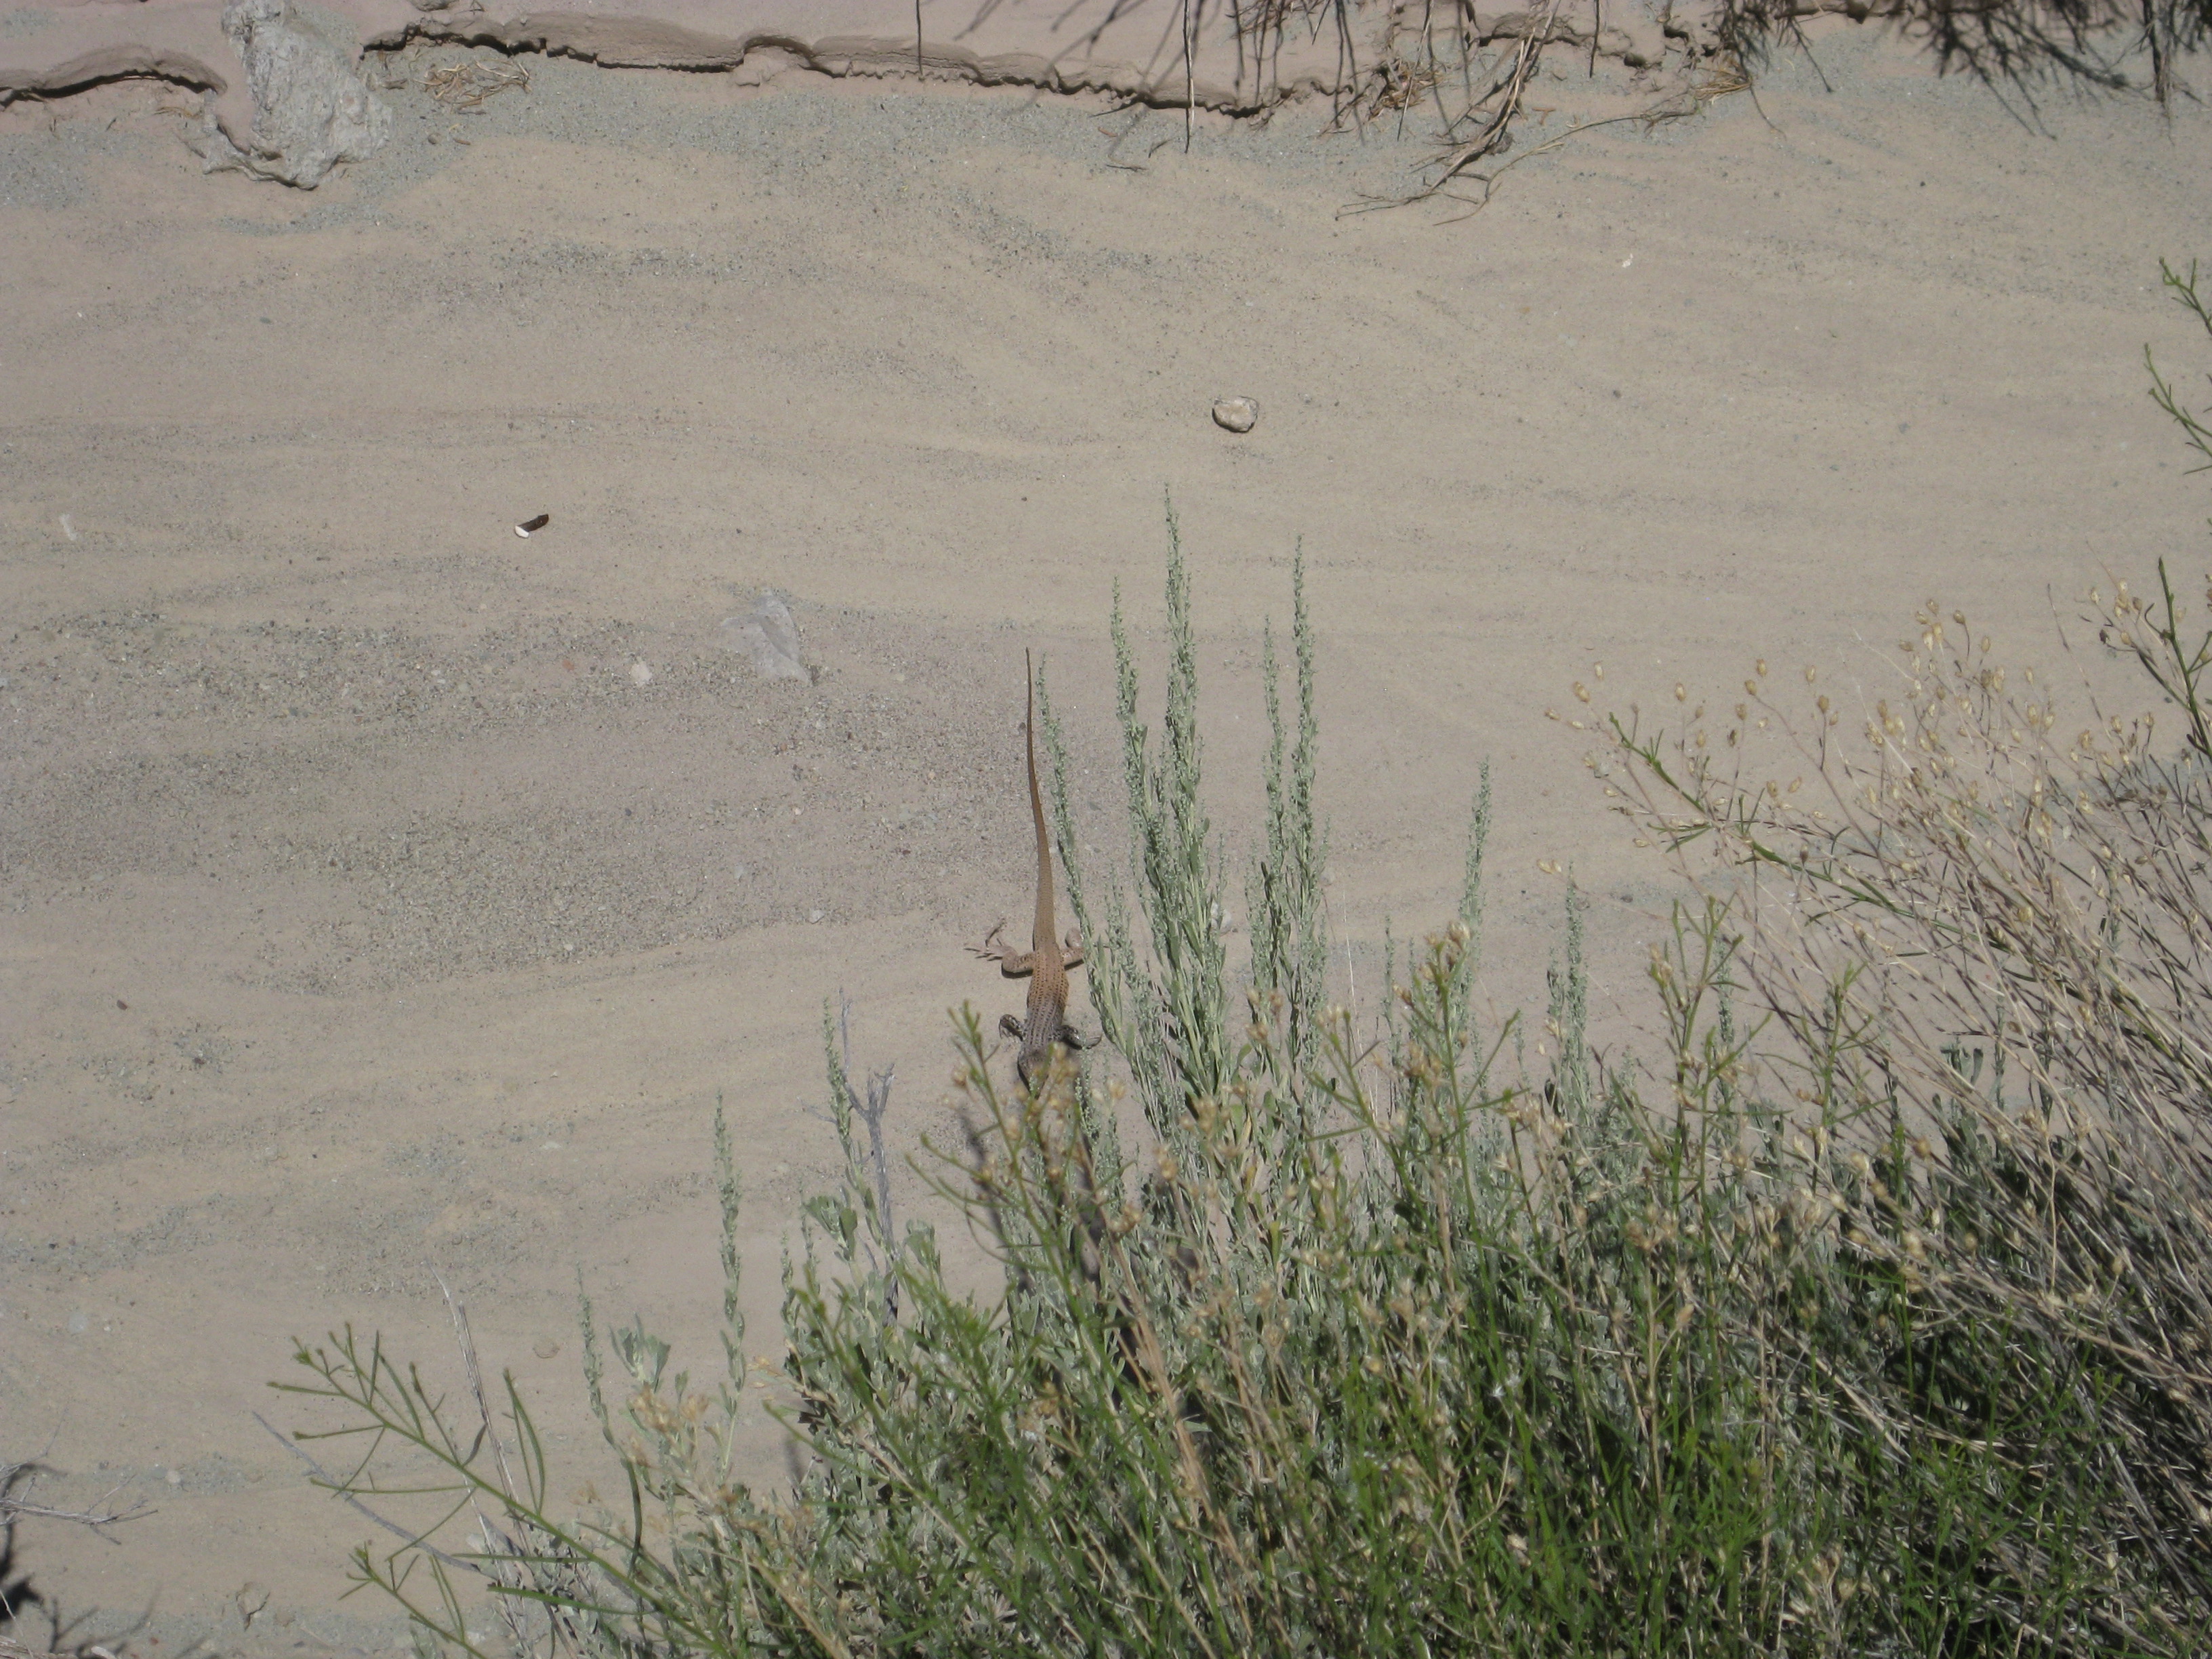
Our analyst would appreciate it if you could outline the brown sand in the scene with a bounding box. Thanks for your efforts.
[3,28,2210,1654]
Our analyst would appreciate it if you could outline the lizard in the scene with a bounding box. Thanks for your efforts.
[974,663,1183,1392]
[973,650,1090,1090]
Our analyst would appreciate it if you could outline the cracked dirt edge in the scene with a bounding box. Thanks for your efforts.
[0,5,1352,121]
[0,0,1794,123]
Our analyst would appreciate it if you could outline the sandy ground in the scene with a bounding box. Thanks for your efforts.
[3,26,2210,1653]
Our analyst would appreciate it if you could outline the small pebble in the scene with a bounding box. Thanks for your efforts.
[1212,396,1258,434]
[629,661,653,687]
[533,1338,560,1359]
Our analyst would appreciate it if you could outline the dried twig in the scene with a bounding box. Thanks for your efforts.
[432,1269,546,1657]
[433,1270,521,1512]
[1427,60,1751,220]
[0,1460,150,1540]
[1183,0,1197,151]
[1406,0,1565,201]
[422,60,530,108]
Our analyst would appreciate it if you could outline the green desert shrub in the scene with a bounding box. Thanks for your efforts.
[281,270,2212,1656]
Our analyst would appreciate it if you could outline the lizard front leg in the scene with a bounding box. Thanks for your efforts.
[970,920,1039,976]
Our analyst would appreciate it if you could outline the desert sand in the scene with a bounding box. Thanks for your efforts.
[3,18,2211,1653]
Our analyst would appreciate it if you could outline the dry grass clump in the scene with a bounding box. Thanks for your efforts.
[1332,0,2191,212]
[1587,258,2212,1654]
[1593,619,2212,1647]
[1716,0,2205,104]
[422,60,531,108]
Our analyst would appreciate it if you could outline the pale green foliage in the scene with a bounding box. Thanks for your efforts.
[277,278,2212,1654]
[1245,541,1329,1076]
[1084,492,1233,1132]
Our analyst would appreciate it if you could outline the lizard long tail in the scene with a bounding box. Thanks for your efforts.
[1027,649,1054,952]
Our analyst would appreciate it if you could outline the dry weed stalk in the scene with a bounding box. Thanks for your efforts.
[1338,0,1749,218]
[0,1459,149,1538]
[1427,58,1751,218]
[1342,0,2187,217]
[1402,0,1568,180]
[1596,583,2212,1630]
[1718,0,2205,106]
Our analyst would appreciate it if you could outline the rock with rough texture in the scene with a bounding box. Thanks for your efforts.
[195,0,390,187]
[1212,396,1259,434]
[718,594,808,682]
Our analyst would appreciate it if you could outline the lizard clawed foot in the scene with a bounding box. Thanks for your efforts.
[998,1012,1027,1040]
[972,921,1040,978]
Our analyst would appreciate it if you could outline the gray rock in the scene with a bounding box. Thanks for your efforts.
[197,0,391,188]
[718,593,808,682]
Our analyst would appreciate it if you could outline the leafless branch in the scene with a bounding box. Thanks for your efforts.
[0,1460,150,1540]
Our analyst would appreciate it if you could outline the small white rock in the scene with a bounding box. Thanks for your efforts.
[807,908,825,924]
[629,661,653,687]
[1212,396,1259,434]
